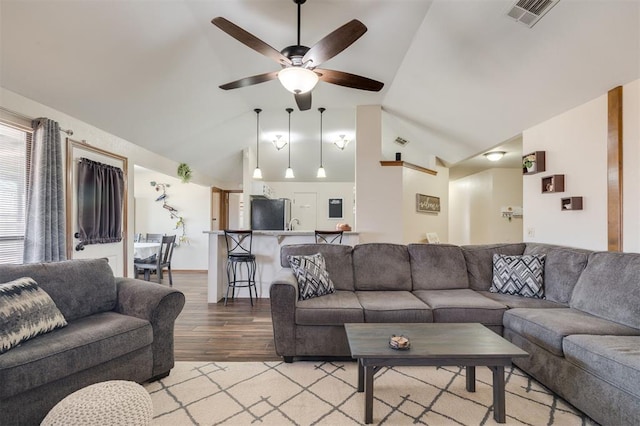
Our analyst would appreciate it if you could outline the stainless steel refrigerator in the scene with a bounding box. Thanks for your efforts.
[250,198,291,230]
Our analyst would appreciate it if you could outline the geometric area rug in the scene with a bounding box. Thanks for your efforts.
[144,361,598,425]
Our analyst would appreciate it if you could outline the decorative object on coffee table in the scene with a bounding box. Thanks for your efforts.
[389,334,410,350]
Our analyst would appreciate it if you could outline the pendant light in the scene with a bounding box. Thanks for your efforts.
[317,107,326,178]
[252,108,262,179]
[285,108,294,179]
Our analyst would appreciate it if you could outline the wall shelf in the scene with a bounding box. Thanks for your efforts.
[561,197,583,211]
[522,151,546,175]
[380,160,438,176]
[541,174,565,193]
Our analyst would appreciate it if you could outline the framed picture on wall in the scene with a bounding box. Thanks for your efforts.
[328,198,343,219]
[416,193,440,213]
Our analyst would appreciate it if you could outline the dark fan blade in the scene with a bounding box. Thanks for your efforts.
[212,17,292,66]
[316,68,384,91]
[302,20,367,67]
[294,92,312,111]
[219,71,279,90]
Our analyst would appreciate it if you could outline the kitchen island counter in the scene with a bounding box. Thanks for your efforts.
[204,230,359,302]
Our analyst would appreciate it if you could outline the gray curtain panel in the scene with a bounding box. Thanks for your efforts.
[23,118,66,263]
[76,158,124,246]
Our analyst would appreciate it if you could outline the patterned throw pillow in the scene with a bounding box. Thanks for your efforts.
[287,253,335,301]
[491,254,546,298]
[0,277,68,354]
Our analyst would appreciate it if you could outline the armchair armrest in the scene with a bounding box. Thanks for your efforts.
[115,277,185,378]
[269,269,298,359]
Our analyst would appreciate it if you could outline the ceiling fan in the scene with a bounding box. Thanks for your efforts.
[212,0,384,111]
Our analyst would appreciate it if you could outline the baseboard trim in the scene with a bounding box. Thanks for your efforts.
[172,269,207,274]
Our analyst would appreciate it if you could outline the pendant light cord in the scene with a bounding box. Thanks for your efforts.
[319,107,325,167]
[254,108,261,166]
[287,108,293,167]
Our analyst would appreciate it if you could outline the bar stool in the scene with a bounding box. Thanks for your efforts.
[315,230,344,244]
[223,230,257,306]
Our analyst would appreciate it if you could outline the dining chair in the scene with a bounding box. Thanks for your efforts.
[315,230,344,244]
[134,235,176,286]
[145,233,163,243]
[133,233,143,243]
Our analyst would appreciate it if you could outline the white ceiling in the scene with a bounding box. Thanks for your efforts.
[1,0,638,186]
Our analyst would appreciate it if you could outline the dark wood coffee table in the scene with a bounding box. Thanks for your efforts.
[344,323,528,424]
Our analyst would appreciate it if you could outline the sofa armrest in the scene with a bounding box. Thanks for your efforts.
[115,278,185,378]
[269,269,298,358]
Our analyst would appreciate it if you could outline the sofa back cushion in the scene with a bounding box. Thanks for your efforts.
[408,244,469,290]
[524,243,591,304]
[353,243,412,291]
[570,252,640,329]
[280,244,354,291]
[0,258,116,321]
[461,243,526,291]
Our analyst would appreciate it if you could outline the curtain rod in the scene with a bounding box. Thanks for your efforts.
[0,105,74,136]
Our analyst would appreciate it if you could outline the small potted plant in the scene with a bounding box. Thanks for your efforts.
[523,155,536,173]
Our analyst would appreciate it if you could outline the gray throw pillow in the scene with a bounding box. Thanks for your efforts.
[0,277,68,354]
[287,253,335,301]
[491,254,545,298]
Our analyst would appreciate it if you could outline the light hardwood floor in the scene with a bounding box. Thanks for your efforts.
[164,271,280,362]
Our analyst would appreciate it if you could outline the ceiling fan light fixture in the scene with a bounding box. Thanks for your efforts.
[278,67,319,94]
[334,135,349,150]
[484,151,506,162]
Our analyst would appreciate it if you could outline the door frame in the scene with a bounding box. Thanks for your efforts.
[212,187,243,230]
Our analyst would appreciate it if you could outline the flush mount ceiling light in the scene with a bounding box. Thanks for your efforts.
[334,135,349,150]
[317,107,326,178]
[252,108,263,179]
[484,151,506,162]
[277,67,319,94]
[285,108,295,179]
[272,135,287,151]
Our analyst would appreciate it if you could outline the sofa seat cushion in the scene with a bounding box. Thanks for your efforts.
[0,311,152,399]
[563,335,640,399]
[295,291,363,326]
[503,308,640,357]
[479,291,567,309]
[355,291,432,323]
[412,289,506,325]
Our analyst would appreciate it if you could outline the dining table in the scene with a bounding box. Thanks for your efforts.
[133,242,161,259]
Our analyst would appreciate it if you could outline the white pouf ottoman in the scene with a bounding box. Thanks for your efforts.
[41,380,153,426]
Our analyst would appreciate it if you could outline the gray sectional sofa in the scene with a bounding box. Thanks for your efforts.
[270,242,640,425]
[0,258,185,426]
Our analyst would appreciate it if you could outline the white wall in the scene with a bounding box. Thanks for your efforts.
[522,79,639,251]
[1,87,218,275]
[402,165,449,243]
[266,181,355,231]
[134,167,210,270]
[449,168,523,245]
[355,105,404,243]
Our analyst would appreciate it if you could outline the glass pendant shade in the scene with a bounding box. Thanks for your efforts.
[316,166,326,178]
[252,167,263,179]
[278,67,319,94]
[285,167,295,179]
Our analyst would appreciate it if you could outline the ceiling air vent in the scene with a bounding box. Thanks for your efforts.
[507,0,560,28]
[394,137,409,146]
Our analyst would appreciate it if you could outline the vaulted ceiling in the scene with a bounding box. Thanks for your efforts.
[1,0,638,186]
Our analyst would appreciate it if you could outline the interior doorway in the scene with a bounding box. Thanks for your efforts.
[212,187,244,230]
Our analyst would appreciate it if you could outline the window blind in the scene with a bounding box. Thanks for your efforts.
[0,122,32,264]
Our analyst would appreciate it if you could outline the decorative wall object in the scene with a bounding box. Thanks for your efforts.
[177,163,192,183]
[150,181,188,244]
[416,194,440,213]
[328,198,343,219]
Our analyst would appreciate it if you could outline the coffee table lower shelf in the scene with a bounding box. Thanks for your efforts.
[345,323,528,424]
